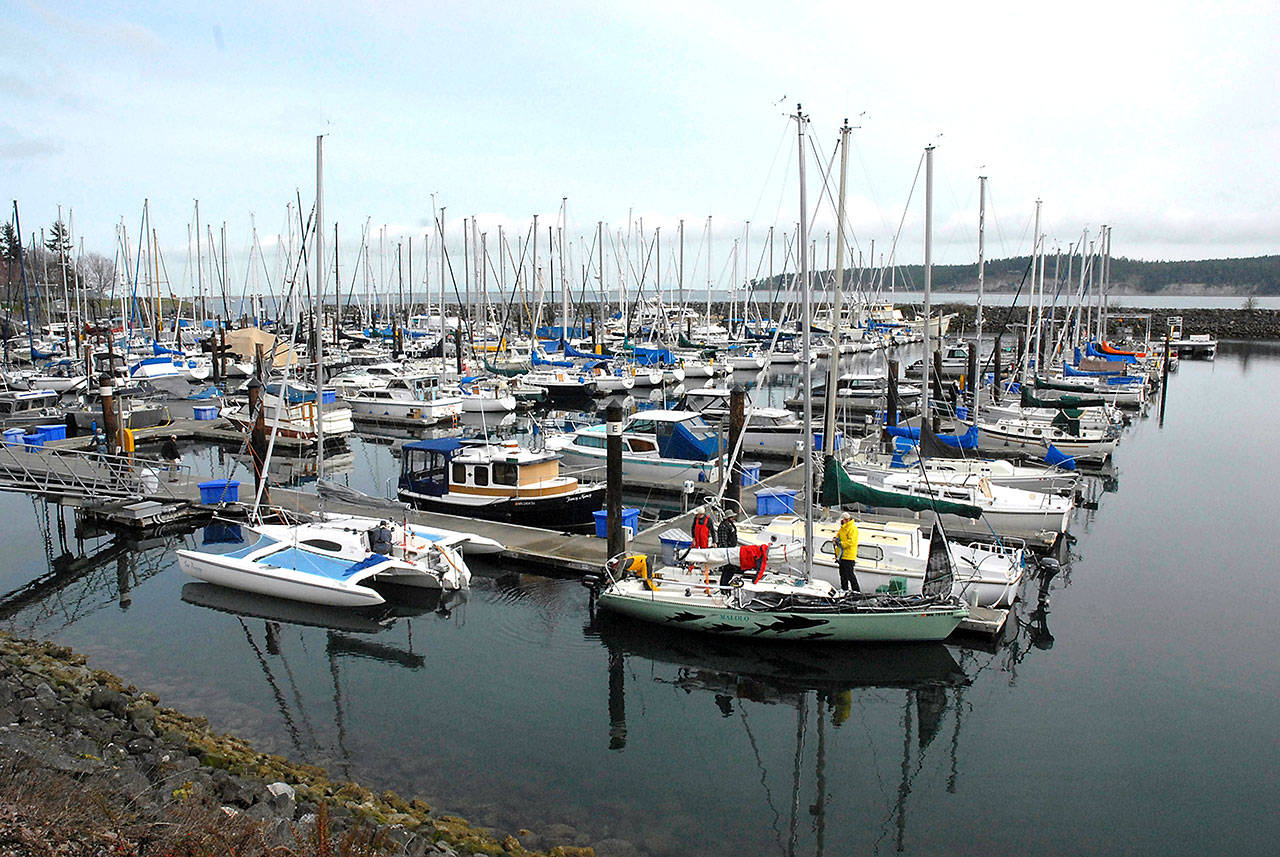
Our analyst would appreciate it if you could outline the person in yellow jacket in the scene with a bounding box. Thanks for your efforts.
[834,512,860,592]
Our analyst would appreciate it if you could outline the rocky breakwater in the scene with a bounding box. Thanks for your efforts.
[934,304,1280,340]
[0,633,593,857]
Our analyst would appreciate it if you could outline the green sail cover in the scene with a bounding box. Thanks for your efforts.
[820,457,982,519]
[483,358,527,378]
[1020,387,1103,411]
[1034,377,1100,394]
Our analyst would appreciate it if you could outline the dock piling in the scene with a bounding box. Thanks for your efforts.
[727,385,745,513]
[606,401,624,558]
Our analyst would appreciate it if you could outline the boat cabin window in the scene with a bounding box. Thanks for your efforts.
[452,462,467,483]
[300,538,343,553]
[627,419,655,434]
[626,438,657,453]
[577,435,607,449]
[473,465,489,487]
[493,461,518,486]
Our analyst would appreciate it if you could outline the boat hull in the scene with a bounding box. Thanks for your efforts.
[597,589,966,642]
[399,484,606,533]
[176,550,386,607]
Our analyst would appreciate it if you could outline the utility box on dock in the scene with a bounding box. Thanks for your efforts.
[192,405,219,421]
[740,462,761,486]
[36,424,67,442]
[197,479,240,504]
[755,488,797,516]
[594,508,639,539]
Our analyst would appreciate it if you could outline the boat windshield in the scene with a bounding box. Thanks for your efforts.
[680,415,715,440]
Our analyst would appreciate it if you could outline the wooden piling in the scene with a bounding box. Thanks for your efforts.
[606,401,624,559]
[98,374,117,453]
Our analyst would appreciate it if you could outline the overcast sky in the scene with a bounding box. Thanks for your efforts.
[3,0,1277,291]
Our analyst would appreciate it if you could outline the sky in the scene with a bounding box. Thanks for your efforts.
[2,0,1278,296]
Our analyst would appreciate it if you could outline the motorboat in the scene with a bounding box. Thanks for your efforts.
[544,409,723,488]
[176,513,471,607]
[398,438,606,533]
[683,385,839,457]
[343,374,463,424]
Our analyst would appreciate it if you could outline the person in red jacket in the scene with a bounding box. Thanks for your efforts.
[691,512,713,549]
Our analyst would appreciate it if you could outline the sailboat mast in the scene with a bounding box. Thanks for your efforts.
[795,105,813,580]
[314,134,326,478]
[975,175,986,420]
[822,118,851,456]
[1023,199,1041,383]
[922,145,935,427]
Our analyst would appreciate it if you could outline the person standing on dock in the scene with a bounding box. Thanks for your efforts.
[160,434,182,482]
[835,512,860,592]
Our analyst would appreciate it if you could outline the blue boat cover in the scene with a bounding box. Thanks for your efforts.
[1043,444,1078,471]
[404,437,464,453]
[883,424,979,449]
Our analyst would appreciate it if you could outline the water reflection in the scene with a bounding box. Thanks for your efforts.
[586,614,977,856]
[180,580,465,778]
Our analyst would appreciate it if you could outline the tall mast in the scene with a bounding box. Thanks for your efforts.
[560,198,568,344]
[1023,199,1041,383]
[705,216,712,333]
[922,145,935,428]
[314,135,325,478]
[975,175,986,420]
[795,104,813,581]
[822,118,851,456]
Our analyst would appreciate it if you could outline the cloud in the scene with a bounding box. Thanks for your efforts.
[0,130,62,160]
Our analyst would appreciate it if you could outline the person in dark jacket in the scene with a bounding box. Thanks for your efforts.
[716,512,738,548]
[160,434,181,481]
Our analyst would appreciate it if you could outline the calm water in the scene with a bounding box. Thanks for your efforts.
[2,345,1278,856]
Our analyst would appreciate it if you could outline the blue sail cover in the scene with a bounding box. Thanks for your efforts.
[633,346,675,366]
[1063,363,1136,379]
[1043,444,1078,471]
[883,424,980,449]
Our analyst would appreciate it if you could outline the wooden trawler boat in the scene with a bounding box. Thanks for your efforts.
[398,438,605,533]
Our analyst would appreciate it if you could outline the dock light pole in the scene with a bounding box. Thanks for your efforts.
[606,401,624,558]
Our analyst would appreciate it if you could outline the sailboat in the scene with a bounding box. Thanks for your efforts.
[176,137,472,608]
[590,117,968,643]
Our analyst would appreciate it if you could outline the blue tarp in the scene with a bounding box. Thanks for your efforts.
[883,424,980,449]
[404,438,463,453]
[633,346,675,366]
[1044,444,1078,471]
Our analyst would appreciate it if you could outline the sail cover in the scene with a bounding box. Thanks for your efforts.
[820,457,981,519]
[922,524,955,597]
[1021,387,1105,410]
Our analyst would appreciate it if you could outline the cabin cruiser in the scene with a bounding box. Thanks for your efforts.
[343,374,463,424]
[398,438,605,532]
[788,372,922,414]
[0,389,63,428]
[544,409,722,488]
[222,393,355,440]
[683,386,840,457]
